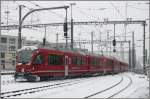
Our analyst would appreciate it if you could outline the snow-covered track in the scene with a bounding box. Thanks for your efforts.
[84,75,124,98]
[1,80,16,85]
[107,75,132,98]
[84,75,132,98]
[1,78,87,98]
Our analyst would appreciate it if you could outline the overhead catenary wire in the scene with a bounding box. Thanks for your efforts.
[109,2,124,20]
[76,7,99,21]
[127,4,149,11]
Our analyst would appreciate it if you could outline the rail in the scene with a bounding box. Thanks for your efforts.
[84,75,123,98]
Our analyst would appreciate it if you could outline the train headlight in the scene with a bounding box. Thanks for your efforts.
[32,67,35,70]
[21,68,24,73]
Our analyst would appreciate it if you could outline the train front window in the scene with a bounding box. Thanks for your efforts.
[18,51,32,64]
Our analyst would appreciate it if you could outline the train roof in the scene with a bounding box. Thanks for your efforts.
[18,46,38,52]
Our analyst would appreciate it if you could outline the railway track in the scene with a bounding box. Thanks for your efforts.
[84,75,132,98]
[1,72,15,75]
[108,75,132,98]
[1,76,100,98]
[1,79,81,98]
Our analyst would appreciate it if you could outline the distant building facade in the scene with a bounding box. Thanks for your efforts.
[0,35,25,70]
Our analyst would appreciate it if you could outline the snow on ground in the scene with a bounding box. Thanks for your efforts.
[1,72,149,98]
[1,70,15,74]
[115,72,149,98]
[15,74,121,98]
[1,76,88,93]
[90,74,131,98]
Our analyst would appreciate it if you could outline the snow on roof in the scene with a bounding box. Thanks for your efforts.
[18,46,38,51]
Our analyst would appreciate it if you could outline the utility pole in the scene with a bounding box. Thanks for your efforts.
[120,42,124,61]
[78,33,81,49]
[0,0,1,35]
[149,0,150,98]
[98,32,101,55]
[70,3,76,50]
[132,31,135,71]
[0,0,1,68]
[18,5,22,49]
[65,8,68,49]
[143,21,146,74]
[106,30,109,56]
[129,41,131,71]
[125,0,127,41]
[56,33,59,49]
[43,26,46,46]
[91,31,94,53]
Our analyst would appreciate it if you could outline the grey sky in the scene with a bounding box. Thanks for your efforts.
[1,1,149,61]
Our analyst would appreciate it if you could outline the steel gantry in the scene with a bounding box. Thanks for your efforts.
[1,20,146,30]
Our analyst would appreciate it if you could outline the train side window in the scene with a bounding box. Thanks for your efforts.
[34,54,44,65]
[81,56,85,65]
[91,58,97,66]
[48,54,63,65]
[72,56,77,65]
[100,59,102,66]
[79,57,82,65]
[77,57,80,65]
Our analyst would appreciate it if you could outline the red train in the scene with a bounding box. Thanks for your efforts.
[14,46,128,81]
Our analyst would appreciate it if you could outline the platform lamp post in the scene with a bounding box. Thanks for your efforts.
[18,6,69,49]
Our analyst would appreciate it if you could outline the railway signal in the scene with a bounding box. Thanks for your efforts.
[113,39,116,46]
[113,48,116,52]
[63,22,68,36]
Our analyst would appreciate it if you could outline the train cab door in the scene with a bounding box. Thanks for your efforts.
[65,55,69,77]
[33,54,45,71]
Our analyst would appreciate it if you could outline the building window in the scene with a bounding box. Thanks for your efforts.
[1,60,5,69]
[1,37,7,43]
[11,53,16,58]
[9,38,16,44]
[12,60,15,65]
[8,46,16,51]
[0,45,7,51]
[1,53,5,58]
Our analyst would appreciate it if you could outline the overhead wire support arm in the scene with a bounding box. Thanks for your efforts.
[18,6,69,49]
[20,6,69,26]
